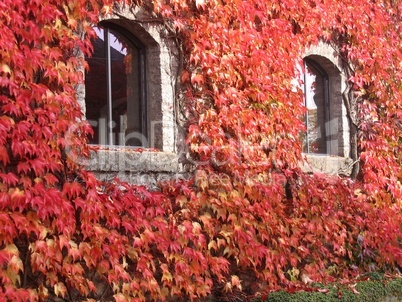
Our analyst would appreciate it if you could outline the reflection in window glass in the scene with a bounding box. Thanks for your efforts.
[85,25,145,146]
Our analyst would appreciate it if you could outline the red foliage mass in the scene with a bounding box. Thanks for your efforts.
[0,0,401,300]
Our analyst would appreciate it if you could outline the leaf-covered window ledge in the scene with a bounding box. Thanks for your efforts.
[301,154,354,176]
[82,147,179,173]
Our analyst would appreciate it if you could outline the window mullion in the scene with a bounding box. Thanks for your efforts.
[324,77,330,154]
[105,28,114,145]
[140,49,147,146]
[303,61,310,153]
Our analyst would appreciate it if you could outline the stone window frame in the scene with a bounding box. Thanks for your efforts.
[77,6,183,184]
[301,42,353,176]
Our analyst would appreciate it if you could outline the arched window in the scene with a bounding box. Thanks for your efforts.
[303,58,330,154]
[85,22,147,147]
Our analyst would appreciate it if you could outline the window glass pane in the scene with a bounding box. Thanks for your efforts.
[303,62,327,154]
[110,29,128,146]
[86,27,108,145]
[114,34,142,146]
[86,26,142,146]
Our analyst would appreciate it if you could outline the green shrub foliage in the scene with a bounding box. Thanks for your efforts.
[262,278,402,302]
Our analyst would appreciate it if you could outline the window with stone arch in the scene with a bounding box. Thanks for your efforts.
[78,11,183,183]
[83,17,177,153]
[302,45,349,157]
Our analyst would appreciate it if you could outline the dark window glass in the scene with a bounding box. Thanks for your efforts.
[302,59,329,154]
[85,24,146,146]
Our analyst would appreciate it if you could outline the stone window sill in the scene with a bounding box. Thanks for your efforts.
[301,154,353,176]
[83,147,179,173]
